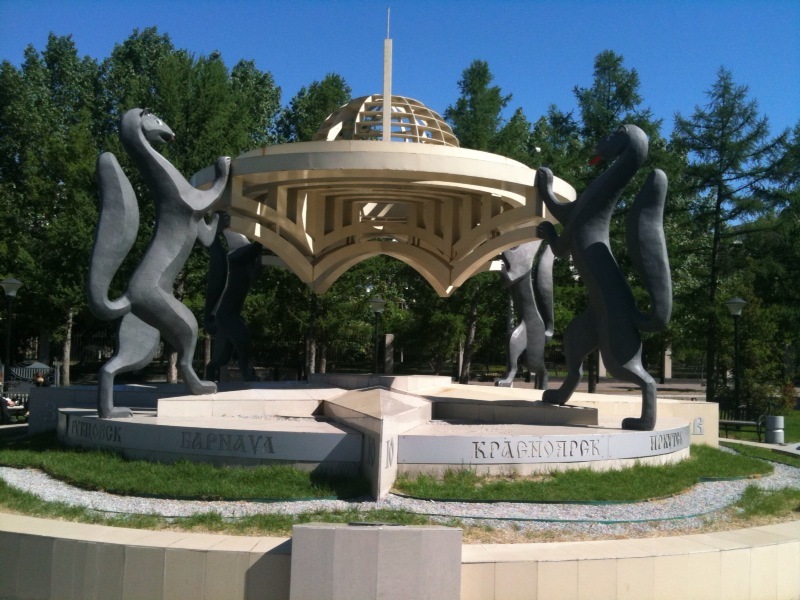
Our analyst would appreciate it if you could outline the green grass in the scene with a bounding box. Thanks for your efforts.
[720,441,800,469]
[788,412,800,441]
[0,433,369,500]
[393,445,772,503]
[717,442,800,522]
[734,486,800,520]
[0,478,431,536]
[720,412,800,443]
[0,435,775,504]
[7,425,789,507]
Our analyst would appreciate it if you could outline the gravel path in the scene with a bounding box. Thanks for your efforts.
[2,456,799,538]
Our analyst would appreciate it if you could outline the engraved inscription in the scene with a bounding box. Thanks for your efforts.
[69,419,122,443]
[400,424,691,465]
[649,431,683,451]
[180,431,275,455]
[385,438,395,468]
[472,438,601,461]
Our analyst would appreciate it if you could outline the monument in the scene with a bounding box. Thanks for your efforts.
[59,34,694,502]
[536,125,671,430]
[494,241,554,389]
[87,108,230,419]
[203,213,264,382]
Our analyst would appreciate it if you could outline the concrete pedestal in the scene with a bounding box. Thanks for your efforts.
[51,377,706,500]
[289,523,462,600]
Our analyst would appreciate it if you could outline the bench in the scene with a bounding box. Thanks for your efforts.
[719,414,764,442]
[0,404,26,424]
[0,393,29,424]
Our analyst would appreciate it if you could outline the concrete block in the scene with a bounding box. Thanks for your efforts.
[93,542,125,600]
[616,556,654,600]
[375,526,460,598]
[78,540,98,599]
[577,558,616,600]
[246,549,291,600]
[685,550,721,599]
[460,562,495,600]
[17,534,54,599]
[331,528,380,598]
[537,560,577,599]
[50,538,78,600]
[775,540,800,600]
[164,549,206,600]
[495,561,537,600]
[719,548,751,600]
[122,546,165,600]
[290,523,461,600]
[0,531,21,596]
[652,554,688,599]
[749,544,778,599]
[324,387,430,497]
[204,550,249,600]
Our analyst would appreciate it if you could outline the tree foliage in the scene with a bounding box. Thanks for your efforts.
[0,30,796,397]
[0,28,280,381]
[443,60,537,381]
[574,50,657,142]
[274,73,351,143]
[445,60,518,153]
[673,68,790,400]
[0,34,100,375]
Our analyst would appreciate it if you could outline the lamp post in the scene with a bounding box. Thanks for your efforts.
[1,278,23,393]
[369,296,386,374]
[725,297,747,417]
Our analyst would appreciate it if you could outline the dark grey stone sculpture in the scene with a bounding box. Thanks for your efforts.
[536,124,671,431]
[87,108,230,419]
[494,241,554,389]
[204,213,263,382]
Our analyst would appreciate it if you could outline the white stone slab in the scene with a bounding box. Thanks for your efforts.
[323,388,432,498]
[398,417,689,465]
[157,383,347,418]
[290,523,461,600]
[58,410,361,468]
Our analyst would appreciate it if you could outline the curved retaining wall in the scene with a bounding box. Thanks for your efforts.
[0,512,797,600]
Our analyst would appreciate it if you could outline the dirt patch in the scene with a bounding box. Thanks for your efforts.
[459,510,799,544]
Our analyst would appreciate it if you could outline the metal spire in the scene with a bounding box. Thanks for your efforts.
[382,7,392,141]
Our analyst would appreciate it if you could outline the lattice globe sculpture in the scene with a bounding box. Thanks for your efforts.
[313,94,459,147]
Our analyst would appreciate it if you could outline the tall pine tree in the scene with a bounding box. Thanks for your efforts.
[673,68,788,402]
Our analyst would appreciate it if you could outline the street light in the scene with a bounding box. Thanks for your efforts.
[725,297,747,417]
[369,296,386,374]
[1,278,23,393]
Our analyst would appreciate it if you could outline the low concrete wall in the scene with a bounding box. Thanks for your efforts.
[461,522,800,599]
[27,385,182,434]
[0,513,291,600]
[571,393,719,446]
[1,513,797,600]
[57,409,362,472]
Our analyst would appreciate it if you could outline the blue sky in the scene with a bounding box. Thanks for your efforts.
[1,0,798,137]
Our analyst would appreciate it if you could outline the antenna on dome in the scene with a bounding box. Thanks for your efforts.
[382,7,392,142]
